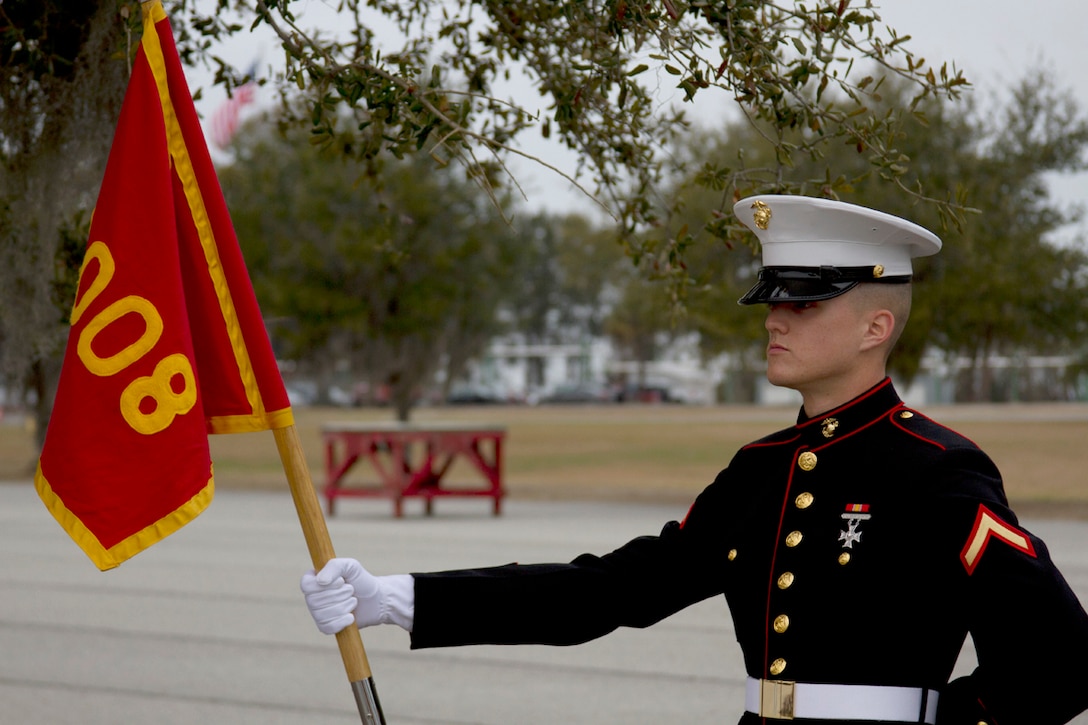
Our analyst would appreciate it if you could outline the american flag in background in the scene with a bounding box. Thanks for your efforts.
[207,69,257,150]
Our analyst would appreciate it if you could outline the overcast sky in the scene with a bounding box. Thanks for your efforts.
[879,0,1088,237]
[192,1,1088,234]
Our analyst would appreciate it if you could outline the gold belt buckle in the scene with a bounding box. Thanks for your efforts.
[760,679,796,720]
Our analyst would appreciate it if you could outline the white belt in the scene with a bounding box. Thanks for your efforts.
[745,677,939,722]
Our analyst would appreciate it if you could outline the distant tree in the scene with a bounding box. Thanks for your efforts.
[220,122,522,420]
[220,123,371,401]
[502,215,561,346]
[921,73,1088,401]
[604,275,676,389]
[507,213,628,346]
[645,126,773,402]
[550,219,630,338]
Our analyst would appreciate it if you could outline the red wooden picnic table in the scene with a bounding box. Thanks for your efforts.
[322,421,506,517]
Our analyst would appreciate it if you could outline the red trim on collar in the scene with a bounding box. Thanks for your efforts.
[808,409,887,453]
[795,377,894,431]
[743,433,802,451]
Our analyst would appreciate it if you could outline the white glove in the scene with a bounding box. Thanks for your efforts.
[299,558,414,635]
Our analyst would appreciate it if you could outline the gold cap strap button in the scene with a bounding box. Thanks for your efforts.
[798,451,817,471]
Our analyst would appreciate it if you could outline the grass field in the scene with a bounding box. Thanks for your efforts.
[4,401,1088,516]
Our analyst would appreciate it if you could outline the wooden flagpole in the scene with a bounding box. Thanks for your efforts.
[274,425,387,724]
[132,1,384,718]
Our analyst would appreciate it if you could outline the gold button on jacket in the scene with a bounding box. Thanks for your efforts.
[797,451,818,471]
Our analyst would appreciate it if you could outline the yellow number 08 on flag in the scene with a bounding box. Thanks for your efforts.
[72,240,197,436]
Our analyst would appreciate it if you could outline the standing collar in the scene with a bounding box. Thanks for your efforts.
[794,378,903,445]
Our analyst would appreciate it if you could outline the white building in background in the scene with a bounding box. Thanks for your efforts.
[603,333,725,405]
[455,332,1087,406]
[459,333,722,405]
[463,337,613,403]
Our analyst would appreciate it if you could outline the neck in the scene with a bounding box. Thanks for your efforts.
[801,372,887,418]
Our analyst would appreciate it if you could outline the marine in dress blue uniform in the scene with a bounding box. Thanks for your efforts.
[303,196,1088,725]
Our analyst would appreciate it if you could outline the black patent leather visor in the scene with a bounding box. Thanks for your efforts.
[738,266,909,305]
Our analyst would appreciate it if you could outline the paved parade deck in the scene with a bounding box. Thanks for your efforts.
[3,484,1088,724]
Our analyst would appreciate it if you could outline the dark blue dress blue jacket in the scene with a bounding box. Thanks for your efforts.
[411,379,1088,724]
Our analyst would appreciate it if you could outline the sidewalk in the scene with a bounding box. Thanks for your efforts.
[2,484,1087,724]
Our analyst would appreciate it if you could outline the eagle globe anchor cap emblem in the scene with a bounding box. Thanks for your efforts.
[751,199,772,230]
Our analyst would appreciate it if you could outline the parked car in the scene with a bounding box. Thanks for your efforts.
[446,383,507,405]
[615,383,680,403]
[285,381,317,407]
[539,381,616,404]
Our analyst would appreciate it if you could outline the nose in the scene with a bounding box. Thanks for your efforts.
[765,305,787,334]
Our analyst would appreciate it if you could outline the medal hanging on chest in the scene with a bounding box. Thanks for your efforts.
[839,503,871,549]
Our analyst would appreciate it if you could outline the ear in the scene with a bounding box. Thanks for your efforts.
[859,309,895,352]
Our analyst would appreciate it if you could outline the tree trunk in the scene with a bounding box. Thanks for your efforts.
[394,397,412,422]
[29,357,59,461]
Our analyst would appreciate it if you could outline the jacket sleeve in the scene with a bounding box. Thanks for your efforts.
[934,449,1088,725]
[410,471,734,649]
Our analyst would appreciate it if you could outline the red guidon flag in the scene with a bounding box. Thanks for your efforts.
[35,0,292,571]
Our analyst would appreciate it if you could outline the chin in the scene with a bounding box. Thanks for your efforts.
[764,365,793,389]
[766,369,808,396]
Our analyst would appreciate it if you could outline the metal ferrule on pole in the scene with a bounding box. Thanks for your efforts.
[351,678,386,724]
